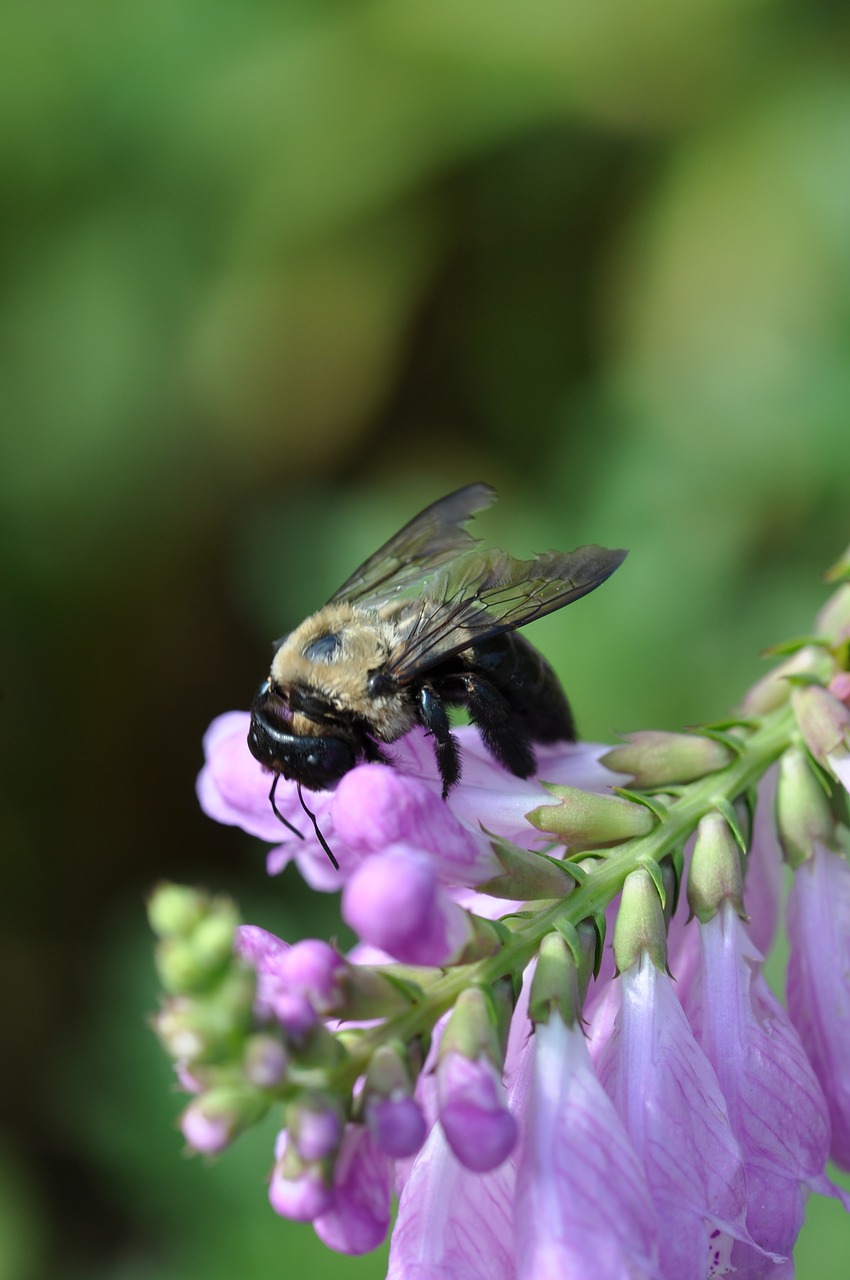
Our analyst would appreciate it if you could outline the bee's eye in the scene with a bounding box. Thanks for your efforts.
[303,632,342,663]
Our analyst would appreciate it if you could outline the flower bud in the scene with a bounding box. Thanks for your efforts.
[268,1135,334,1222]
[341,845,473,965]
[278,940,346,1014]
[437,1051,517,1172]
[440,984,511,1068]
[242,1034,287,1088]
[613,868,668,973]
[686,811,745,923]
[741,647,830,715]
[791,684,850,764]
[154,965,256,1063]
[526,784,654,850]
[288,1094,345,1162]
[147,883,209,939]
[180,1084,269,1154]
[364,1093,427,1159]
[477,833,580,900]
[775,748,837,870]
[155,911,238,995]
[600,731,734,787]
[528,928,591,1027]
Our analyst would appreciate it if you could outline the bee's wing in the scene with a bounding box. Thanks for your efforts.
[328,482,498,605]
[383,545,627,684]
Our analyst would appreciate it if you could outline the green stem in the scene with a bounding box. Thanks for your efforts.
[334,702,795,1087]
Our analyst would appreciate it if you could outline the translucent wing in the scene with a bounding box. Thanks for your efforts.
[383,545,627,684]
[328,482,498,606]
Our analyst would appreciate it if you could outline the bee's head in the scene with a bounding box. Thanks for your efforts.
[247,680,357,790]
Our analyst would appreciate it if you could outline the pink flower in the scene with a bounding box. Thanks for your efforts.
[683,901,841,1271]
[437,1051,518,1173]
[786,843,850,1170]
[197,711,609,893]
[597,953,756,1280]
[515,1014,659,1279]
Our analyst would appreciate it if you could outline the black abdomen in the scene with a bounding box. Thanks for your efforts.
[460,632,575,743]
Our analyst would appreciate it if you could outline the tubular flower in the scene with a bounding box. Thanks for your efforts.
[786,842,850,1170]
[683,901,840,1272]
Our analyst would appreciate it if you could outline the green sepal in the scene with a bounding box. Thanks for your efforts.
[477,832,583,899]
[785,672,829,688]
[613,867,668,973]
[610,787,670,822]
[761,636,830,658]
[635,855,667,909]
[660,850,684,925]
[824,546,850,583]
[713,796,748,853]
[691,725,745,756]
[453,914,511,964]
[529,931,583,1027]
[344,967,426,1019]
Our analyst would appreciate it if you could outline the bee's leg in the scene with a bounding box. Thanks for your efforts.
[416,683,460,796]
[454,672,536,778]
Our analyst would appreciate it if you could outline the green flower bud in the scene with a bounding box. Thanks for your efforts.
[740,647,830,715]
[439,982,513,1067]
[364,1044,416,1099]
[600,731,734,787]
[775,748,837,869]
[613,868,668,973]
[791,684,850,764]
[528,927,595,1027]
[147,883,209,939]
[816,580,850,639]
[477,833,580,900]
[687,811,745,923]
[526,784,654,850]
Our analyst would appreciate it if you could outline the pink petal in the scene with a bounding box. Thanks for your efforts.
[312,1126,393,1255]
[685,903,837,1262]
[598,955,755,1280]
[515,1016,659,1280]
[786,843,850,1170]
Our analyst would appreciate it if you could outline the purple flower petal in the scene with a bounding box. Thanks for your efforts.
[332,763,499,885]
[341,845,472,965]
[515,1015,659,1280]
[598,955,756,1280]
[684,903,838,1264]
[312,1125,393,1255]
[365,1095,427,1159]
[388,1087,522,1280]
[786,843,850,1170]
[743,767,783,956]
[268,1134,334,1222]
[437,1052,518,1173]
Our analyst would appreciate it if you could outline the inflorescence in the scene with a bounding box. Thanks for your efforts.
[149,556,850,1278]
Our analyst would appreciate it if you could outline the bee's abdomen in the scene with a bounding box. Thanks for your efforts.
[459,632,575,743]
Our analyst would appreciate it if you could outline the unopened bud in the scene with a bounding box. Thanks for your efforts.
[741,647,830,715]
[180,1084,269,1154]
[148,883,209,939]
[600,731,734,787]
[243,1034,288,1089]
[363,1046,426,1158]
[528,929,590,1027]
[776,748,837,869]
[287,1094,344,1162]
[791,684,850,764]
[526,784,654,850]
[440,984,511,1069]
[613,868,668,973]
[687,811,745,923]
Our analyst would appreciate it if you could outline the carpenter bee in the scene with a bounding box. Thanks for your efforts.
[248,483,626,865]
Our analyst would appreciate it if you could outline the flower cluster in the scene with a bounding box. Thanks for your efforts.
[150,567,850,1278]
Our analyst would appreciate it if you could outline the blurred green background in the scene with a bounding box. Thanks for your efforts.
[3,1,850,1276]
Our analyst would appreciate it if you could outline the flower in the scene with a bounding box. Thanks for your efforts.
[197,711,613,890]
[683,901,838,1272]
[515,1013,659,1279]
[786,842,850,1170]
[597,951,757,1280]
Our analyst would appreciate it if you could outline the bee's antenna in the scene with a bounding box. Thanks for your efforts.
[269,775,305,840]
[296,783,340,871]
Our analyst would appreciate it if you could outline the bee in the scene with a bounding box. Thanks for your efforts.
[248,483,626,865]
